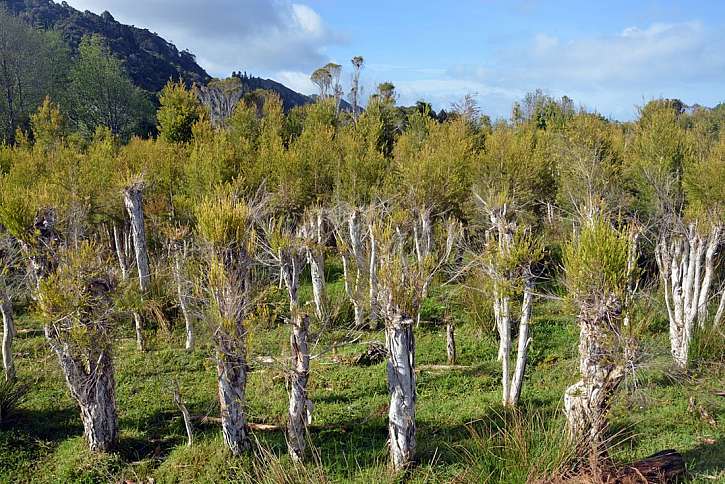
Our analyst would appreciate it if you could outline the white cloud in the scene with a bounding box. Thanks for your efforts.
[64,0,344,77]
[444,21,725,119]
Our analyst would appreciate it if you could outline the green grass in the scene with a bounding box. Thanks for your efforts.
[0,284,722,483]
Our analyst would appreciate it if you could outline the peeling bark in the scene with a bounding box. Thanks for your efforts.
[564,296,625,459]
[279,247,312,461]
[216,334,250,455]
[47,333,118,453]
[386,313,416,471]
[509,281,533,405]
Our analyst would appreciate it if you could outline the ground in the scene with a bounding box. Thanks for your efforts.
[0,277,722,483]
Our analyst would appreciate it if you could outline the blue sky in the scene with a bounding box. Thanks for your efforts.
[66,0,725,120]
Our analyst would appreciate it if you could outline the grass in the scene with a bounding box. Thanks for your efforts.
[0,278,723,483]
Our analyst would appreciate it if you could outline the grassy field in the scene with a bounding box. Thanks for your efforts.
[0,277,723,483]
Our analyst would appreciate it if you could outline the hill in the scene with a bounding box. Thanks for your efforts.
[0,0,321,111]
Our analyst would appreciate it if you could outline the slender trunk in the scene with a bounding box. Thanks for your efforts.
[174,251,194,351]
[386,313,416,471]
[216,335,250,456]
[309,251,326,323]
[696,226,720,327]
[287,311,311,461]
[713,288,725,327]
[173,381,194,447]
[369,222,379,328]
[112,223,129,281]
[1,295,15,382]
[123,186,151,291]
[446,322,456,365]
[509,281,533,405]
[499,296,511,405]
[124,185,150,351]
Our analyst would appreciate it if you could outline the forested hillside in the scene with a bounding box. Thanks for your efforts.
[0,0,326,144]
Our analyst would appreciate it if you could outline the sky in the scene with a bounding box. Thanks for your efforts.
[64,0,725,120]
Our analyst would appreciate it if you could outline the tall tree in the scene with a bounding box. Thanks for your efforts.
[0,10,69,143]
[67,35,153,140]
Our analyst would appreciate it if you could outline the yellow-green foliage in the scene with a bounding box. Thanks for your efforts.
[563,216,631,304]
[626,100,692,216]
[556,113,626,212]
[195,188,256,249]
[475,124,554,221]
[684,133,725,222]
[335,109,388,205]
[482,226,543,295]
[38,243,116,347]
[393,113,474,215]
[30,97,65,150]
[157,80,206,144]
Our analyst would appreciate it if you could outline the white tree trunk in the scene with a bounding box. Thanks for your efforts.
[446,322,456,365]
[655,224,720,369]
[509,281,533,405]
[309,251,326,323]
[714,287,725,327]
[499,295,511,405]
[287,312,311,461]
[696,226,720,327]
[0,295,16,382]
[48,335,118,453]
[216,335,250,456]
[386,313,416,471]
[112,223,129,281]
[308,211,327,323]
[124,185,150,351]
[563,299,625,458]
[369,222,379,328]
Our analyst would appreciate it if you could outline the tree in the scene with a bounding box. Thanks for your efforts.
[260,218,313,461]
[123,181,151,351]
[0,10,69,143]
[563,213,638,467]
[195,189,260,455]
[370,207,461,470]
[157,80,206,144]
[39,243,120,453]
[474,199,541,406]
[67,35,153,140]
[0,235,22,382]
[349,56,364,121]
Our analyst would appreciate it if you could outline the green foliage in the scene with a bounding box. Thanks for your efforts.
[195,188,257,248]
[67,35,153,140]
[0,9,69,144]
[563,216,631,304]
[38,243,117,349]
[157,80,206,144]
[393,113,475,216]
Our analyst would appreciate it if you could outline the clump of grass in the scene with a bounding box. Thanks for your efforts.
[689,324,725,367]
[0,379,28,425]
[453,407,576,483]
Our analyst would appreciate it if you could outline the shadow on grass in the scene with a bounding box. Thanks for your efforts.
[682,438,724,478]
